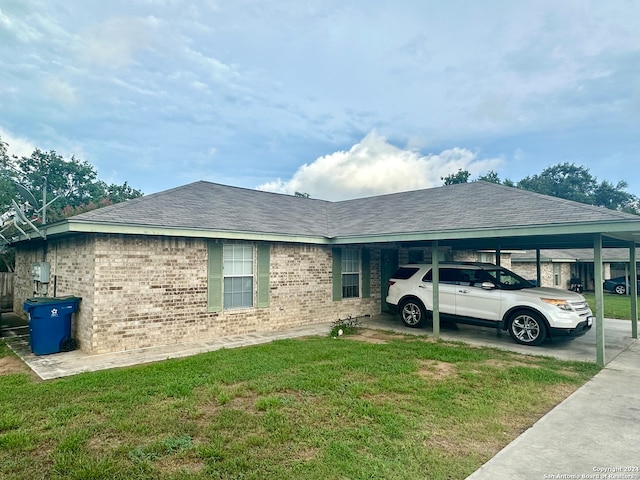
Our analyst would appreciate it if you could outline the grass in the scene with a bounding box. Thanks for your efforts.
[0,331,600,480]
[583,292,636,319]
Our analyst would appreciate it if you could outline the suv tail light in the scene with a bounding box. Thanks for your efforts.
[388,280,396,287]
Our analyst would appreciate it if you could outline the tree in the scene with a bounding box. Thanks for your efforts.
[0,138,143,223]
[592,180,635,212]
[516,163,596,205]
[0,139,15,217]
[441,163,636,213]
[442,169,471,185]
[516,163,637,213]
[476,170,502,184]
[1,135,143,270]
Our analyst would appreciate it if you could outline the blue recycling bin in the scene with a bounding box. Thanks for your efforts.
[23,296,81,355]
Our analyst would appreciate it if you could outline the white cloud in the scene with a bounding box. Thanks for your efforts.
[258,131,502,201]
[79,17,151,69]
[0,128,36,159]
[44,78,77,106]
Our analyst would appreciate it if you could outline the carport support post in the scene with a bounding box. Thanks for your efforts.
[630,243,638,339]
[536,249,542,287]
[432,241,440,341]
[594,234,605,367]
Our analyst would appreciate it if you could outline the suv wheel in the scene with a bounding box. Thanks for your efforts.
[508,311,547,346]
[614,284,626,295]
[400,299,427,328]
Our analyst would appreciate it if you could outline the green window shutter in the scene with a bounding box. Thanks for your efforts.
[332,247,342,301]
[257,243,270,308]
[361,249,370,298]
[208,242,223,312]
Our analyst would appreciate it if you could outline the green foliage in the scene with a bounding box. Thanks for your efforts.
[0,135,143,270]
[452,163,637,213]
[1,146,143,223]
[516,162,637,213]
[476,170,502,184]
[329,315,363,337]
[441,168,471,185]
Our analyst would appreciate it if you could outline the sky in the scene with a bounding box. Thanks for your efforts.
[1,0,639,201]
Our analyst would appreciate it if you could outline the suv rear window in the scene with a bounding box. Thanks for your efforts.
[391,267,420,280]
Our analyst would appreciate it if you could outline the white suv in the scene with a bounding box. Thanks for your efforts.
[386,262,593,346]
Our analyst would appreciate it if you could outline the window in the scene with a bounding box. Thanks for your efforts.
[223,244,254,309]
[478,252,492,263]
[208,242,270,313]
[391,267,420,280]
[332,248,369,301]
[553,263,561,287]
[423,268,460,284]
[342,249,360,298]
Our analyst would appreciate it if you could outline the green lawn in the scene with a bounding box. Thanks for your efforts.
[0,331,600,480]
[583,292,635,319]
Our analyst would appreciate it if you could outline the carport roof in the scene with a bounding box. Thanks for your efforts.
[35,180,640,249]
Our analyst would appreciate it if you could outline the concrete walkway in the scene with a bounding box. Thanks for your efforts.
[3,311,639,478]
[2,317,333,380]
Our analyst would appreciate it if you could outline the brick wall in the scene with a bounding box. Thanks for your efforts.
[14,237,96,349]
[16,234,382,354]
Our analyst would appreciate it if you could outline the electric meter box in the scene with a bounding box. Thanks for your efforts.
[30,261,51,283]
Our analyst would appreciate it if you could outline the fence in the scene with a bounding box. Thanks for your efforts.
[0,272,14,310]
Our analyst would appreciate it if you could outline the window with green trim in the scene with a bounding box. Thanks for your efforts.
[223,244,254,309]
[208,242,271,312]
[342,249,360,298]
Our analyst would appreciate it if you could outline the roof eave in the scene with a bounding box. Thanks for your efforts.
[330,221,640,245]
[12,217,640,249]
[45,220,331,245]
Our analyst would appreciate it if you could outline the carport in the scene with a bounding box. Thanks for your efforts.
[425,232,638,367]
[334,182,640,367]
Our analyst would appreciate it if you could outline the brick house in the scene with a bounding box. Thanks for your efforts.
[11,181,640,354]
[509,248,640,291]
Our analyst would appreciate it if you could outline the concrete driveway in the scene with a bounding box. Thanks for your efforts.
[363,313,637,365]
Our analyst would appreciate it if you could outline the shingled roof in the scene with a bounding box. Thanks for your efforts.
[328,181,639,237]
[71,181,333,237]
[52,180,640,249]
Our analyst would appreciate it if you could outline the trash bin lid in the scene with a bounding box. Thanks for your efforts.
[24,296,82,304]
[24,296,82,308]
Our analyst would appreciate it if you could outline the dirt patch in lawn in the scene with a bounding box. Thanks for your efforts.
[0,354,32,376]
[417,359,458,379]
[343,329,411,344]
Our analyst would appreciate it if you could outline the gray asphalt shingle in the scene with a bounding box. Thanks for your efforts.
[70,180,640,239]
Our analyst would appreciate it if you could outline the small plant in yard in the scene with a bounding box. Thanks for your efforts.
[330,315,363,337]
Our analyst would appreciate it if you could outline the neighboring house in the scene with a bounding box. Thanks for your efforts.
[10,181,640,355]
[510,248,640,290]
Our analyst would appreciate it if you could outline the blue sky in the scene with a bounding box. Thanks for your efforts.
[1,1,639,201]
